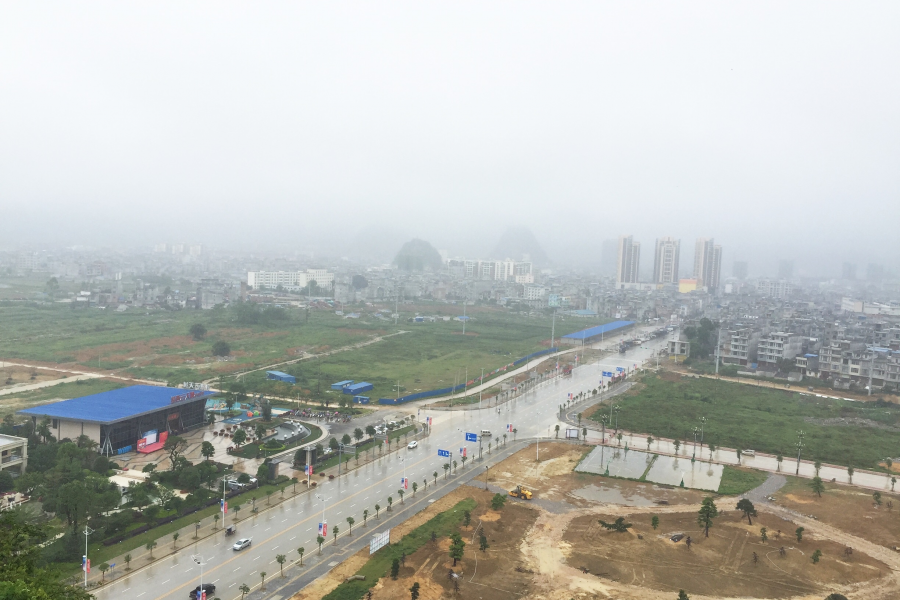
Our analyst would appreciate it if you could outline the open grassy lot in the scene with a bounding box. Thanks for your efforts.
[0,304,593,400]
[597,373,900,470]
[241,308,591,401]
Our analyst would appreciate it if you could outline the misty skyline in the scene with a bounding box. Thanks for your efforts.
[1,2,898,276]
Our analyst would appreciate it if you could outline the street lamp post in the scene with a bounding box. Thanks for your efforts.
[83,525,94,588]
[699,417,707,444]
[795,430,806,476]
[191,554,207,598]
[692,427,700,461]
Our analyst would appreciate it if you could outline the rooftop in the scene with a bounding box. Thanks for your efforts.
[562,320,635,341]
[18,385,215,424]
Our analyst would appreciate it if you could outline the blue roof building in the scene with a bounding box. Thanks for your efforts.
[331,380,354,390]
[18,385,215,457]
[266,370,296,384]
[560,320,635,345]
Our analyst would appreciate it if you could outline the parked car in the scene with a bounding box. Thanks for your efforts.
[189,583,216,599]
[742,450,756,456]
[232,538,252,551]
[407,440,418,449]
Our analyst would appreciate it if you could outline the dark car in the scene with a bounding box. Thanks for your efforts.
[189,583,216,599]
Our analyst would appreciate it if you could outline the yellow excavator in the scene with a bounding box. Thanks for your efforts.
[509,485,533,500]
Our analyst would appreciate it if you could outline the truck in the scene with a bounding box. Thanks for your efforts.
[509,485,533,500]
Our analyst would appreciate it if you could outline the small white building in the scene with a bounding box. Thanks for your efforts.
[0,434,28,475]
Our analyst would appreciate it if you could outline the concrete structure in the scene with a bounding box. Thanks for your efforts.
[266,370,296,384]
[247,269,334,291]
[559,320,635,346]
[757,278,793,299]
[678,279,698,294]
[668,337,690,360]
[725,327,760,365]
[616,235,640,287]
[0,434,27,474]
[652,237,680,284]
[756,332,805,368]
[693,238,722,292]
[18,385,214,457]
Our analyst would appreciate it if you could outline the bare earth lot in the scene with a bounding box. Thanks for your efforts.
[297,441,900,600]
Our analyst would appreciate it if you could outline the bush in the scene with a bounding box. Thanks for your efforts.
[211,341,231,357]
[0,470,14,492]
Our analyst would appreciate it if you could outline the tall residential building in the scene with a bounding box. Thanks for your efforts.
[652,237,680,284]
[733,261,748,280]
[778,260,794,279]
[693,237,722,291]
[842,262,857,280]
[616,235,641,285]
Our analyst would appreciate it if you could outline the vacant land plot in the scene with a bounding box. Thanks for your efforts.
[597,373,900,469]
[776,475,900,550]
[563,509,887,598]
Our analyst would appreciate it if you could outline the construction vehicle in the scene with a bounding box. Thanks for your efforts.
[509,485,533,500]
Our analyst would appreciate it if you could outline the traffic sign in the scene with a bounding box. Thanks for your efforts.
[438,449,450,458]
[465,432,477,443]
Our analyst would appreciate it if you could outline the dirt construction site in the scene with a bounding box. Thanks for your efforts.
[298,442,900,600]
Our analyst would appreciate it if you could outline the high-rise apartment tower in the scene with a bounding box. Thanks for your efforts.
[693,237,722,291]
[652,237,680,284]
[616,235,641,285]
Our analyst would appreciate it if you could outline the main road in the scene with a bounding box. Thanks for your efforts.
[95,336,667,600]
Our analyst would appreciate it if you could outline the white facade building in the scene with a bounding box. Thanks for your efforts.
[247,270,334,291]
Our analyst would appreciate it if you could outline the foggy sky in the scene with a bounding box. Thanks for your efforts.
[1,2,898,276]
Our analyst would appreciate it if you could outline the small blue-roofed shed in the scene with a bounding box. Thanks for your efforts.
[344,382,374,395]
[353,396,370,404]
[266,370,296,384]
[331,380,354,390]
[560,320,635,345]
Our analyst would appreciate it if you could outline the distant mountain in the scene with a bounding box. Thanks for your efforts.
[491,227,550,266]
[394,238,443,271]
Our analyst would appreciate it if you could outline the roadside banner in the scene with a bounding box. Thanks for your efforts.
[507,423,513,432]
[459,447,467,457]
[319,521,327,537]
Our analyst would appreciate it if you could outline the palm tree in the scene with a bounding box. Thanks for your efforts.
[297,547,305,565]
[346,516,355,535]
[433,471,438,484]
[708,443,716,460]
[646,436,654,451]
[443,464,450,479]
[317,535,325,554]
[398,489,405,504]
[146,540,157,560]
[124,553,132,570]
[412,482,418,497]
[260,571,267,591]
[673,439,680,454]
[453,460,458,474]
[239,583,250,599]
[99,563,110,583]
[387,496,393,511]
[736,448,742,464]
[554,424,560,438]
[503,433,507,446]
[375,504,381,518]
[848,465,854,483]
[172,531,179,550]
[276,554,287,577]
[213,513,220,529]
[333,525,340,545]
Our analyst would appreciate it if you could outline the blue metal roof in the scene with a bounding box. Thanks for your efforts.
[562,320,635,340]
[266,370,293,378]
[18,385,215,424]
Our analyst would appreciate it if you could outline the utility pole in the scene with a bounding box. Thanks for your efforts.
[715,327,722,377]
[868,350,875,396]
[83,525,94,588]
[795,430,805,476]
[550,308,556,349]
[479,368,484,409]
[462,299,467,335]
[191,555,206,599]
[394,284,399,326]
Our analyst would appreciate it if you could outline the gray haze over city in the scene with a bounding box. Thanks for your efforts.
[1,2,898,277]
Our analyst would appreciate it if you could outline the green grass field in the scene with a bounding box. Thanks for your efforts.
[596,373,900,470]
[717,466,769,495]
[0,303,594,398]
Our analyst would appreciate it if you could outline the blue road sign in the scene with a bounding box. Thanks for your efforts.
[602,371,613,377]
[616,367,625,372]
[465,432,477,442]
[438,449,450,458]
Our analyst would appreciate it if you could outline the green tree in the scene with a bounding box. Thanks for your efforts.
[810,476,825,497]
[678,591,690,600]
[387,496,393,511]
[647,436,654,450]
[554,424,560,438]
[189,324,207,340]
[449,533,466,566]
[491,493,506,510]
[346,516,355,535]
[412,481,418,497]
[317,535,325,554]
[433,471,438,484]
[239,583,250,599]
[795,527,804,542]
[847,465,854,483]
[463,510,471,527]
[375,504,381,518]
[673,439,681,454]
[232,428,247,446]
[163,435,188,471]
[172,531,179,550]
[363,509,369,526]
[212,341,231,356]
[200,441,215,461]
[736,498,757,525]
[811,549,822,564]
[651,515,659,530]
[297,546,305,565]
[873,491,882,507]
[410,581,420,600]
[479,532,489,552]
[760,527,768,543]
[333,524,340,544]
[99,562,110,583]
[145,540,157,559]
[391,558,400,579]
[124,553,132,570]
[697,497,718,537]
[260,571,266,591]
[276,554,287,577]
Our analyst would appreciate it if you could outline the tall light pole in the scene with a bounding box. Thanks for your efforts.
[692,427,700,461]
[479,368,484,409]
[795,430,805,476]
[191,554,207,598]
[315,493,327,537]
[83,525,94,588]
[699,417,707,444]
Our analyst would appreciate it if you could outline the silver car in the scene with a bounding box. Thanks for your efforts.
[232,538,252,551]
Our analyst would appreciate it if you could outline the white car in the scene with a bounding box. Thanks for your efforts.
[232,538,252,551]
[742,450,756,456]
[407,440,418,449]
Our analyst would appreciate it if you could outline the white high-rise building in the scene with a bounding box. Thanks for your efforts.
[247,269,334,290]
[652,237,680,284]
[616,235,640,285]
[693,238,722,291]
